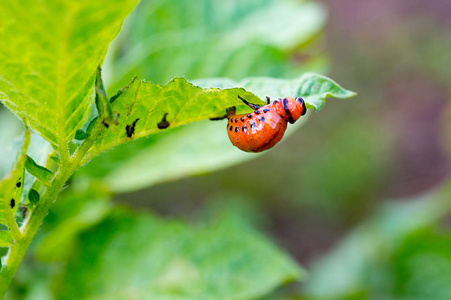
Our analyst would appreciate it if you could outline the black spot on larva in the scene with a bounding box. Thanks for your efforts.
[126,118,140,138]
[298,97,307,116]
[16,181,21,188]
[10,198,15,209]
[21,206,27,219]
[274,100,279,104]
[229,125,233,131]
[240,116,245,122]
[250,121,257,129]
[102,120,110,128]
[242,125,247,132]
[157,113,170,129]
[263,108,270,113]
[255,110,261,115]
[229,118,233,123]
[258,116,265,122]
[247,114,252,118]
[235,127,239,133]
[235,118,238,123]
[282,98,294,123]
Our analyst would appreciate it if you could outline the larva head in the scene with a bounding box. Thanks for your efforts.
[274,97,307,124]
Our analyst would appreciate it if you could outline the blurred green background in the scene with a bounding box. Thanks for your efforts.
[1,0,451,299]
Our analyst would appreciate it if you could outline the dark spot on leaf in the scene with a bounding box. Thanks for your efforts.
[226,106,236,117]
[16,181,21,188]
[10,198,15,209]
[102,120,109,128]
[126,118,140,138]
[157,113,170,129]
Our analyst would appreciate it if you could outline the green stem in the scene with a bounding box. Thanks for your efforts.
[0,122,103,296]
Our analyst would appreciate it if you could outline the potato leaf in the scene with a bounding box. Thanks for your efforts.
[82,78,264,164]
[25,156,53,185]
[0,0,138,158]
[56,209,303,299]
[78,75,354,192]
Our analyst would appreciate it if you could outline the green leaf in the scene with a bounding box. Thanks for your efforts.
[27,189,40,205]
[392,230,451,299]
[0,126,30,242]
[25,156,53,185]
[55,209,303,299]
[74,129,90,141]
[303,179,451,299]
[82,77,265,164]
[103,0,327,91]
[77,74,352,192]
[193,73,357,111]
[0,0,139,157]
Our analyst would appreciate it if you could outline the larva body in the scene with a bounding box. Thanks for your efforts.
[227,97,307,152]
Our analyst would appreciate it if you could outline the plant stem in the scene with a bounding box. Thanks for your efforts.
[0,122,103,296]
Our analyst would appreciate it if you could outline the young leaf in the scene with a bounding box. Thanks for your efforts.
[74,129,90,141]
[95,66,114,125]
[55,209,303,299]
[25,156,53,185]
[82,77,265,163]
[28,189,40,205]
[0,0,138,158]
